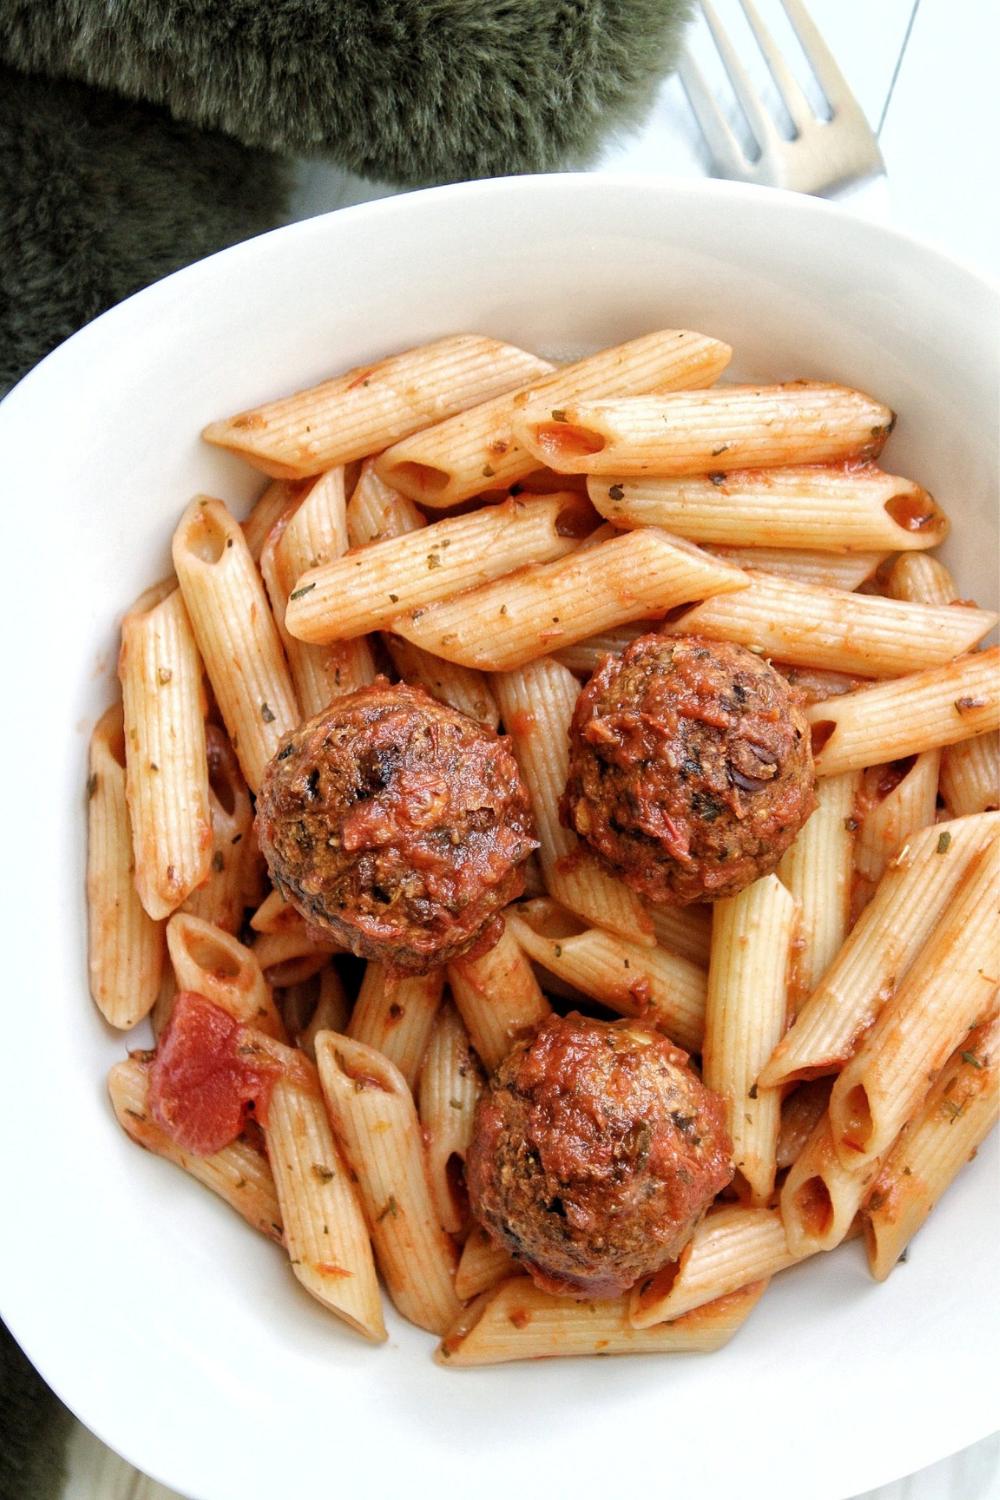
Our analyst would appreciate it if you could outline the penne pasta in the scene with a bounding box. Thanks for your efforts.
[778,771,857,1003]
[284,494,581,645]
[437,1276,767,1366]
[775,1077,834,1172]
[629,1204,800,1327]
[514,384,895,476]
[702,875,796,1203]
[203,335,554,478]
[391,529,749,673]
[779,1112,883,1256]
[760,813,999,1088]
[940,730,1000,817]
[807,647,1000,777]
[418,1001,484,1236]
[662,572,996,678]
[260,468,376,713]
[383,635,500,730]
[645,901,713,969]
[119,583,212,920]
[589,464,946,551]
[827,836,1000,1172]
[863,1012,999,1280]
[454,1225,518,1301]
[854,751,941,886]
[704,545,889,591]
[346,962,445,1089]
[297,963,352,1062]
[508,900,706,1055]
[108,1056,282,1240]
[493,657,654,946]
[346,458,426,547]
[446,918,551,1074]
[552,620,657,677]
[259,1040,385,1339]
[886,551,959,605]
[315,1033,462,1334]
[87,704,166,1029]
[376,329,733,508]
[241,478,308,562]
[172,496,300,793]
[166,912,286,1039]
[181,724,260,934]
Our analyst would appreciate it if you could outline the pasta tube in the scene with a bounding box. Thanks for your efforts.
[492,657,654,946]
[807,648,1000,777]
[760,813,999,1087]
[119,583,212,920]
[702,875,796,1203]
[108,1056,282,1241]
[418,1001,484,1235]
[284,494,580,645]
[315,1033,462,1334]
[508,900,706,1055]
[391,529,748,672]
[346,962,445,1089]
[446,917,551,1073]
[514,384,895,476]
[376,329,733,508]
[663,572,996,678]
[827,836,1000,1172]
[166,912,286,1039]
[172,496,300,793]
[203,335,553,478]
[437,1277,767,1366]
[87,704,165,1029]
[262,1042,386,1340]
[260,467,376,712]
[589,465,946,550]
[629,1204,800,1328]
[863,1012,999,1280]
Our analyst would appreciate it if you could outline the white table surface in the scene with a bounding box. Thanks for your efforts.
[59,2,999,1495]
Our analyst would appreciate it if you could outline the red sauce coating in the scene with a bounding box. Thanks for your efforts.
[148,991,283,1157]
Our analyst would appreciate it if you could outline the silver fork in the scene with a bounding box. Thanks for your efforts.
[678,0,886,196]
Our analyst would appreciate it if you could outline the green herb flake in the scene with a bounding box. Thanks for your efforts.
[936,830,952,854]
[427,553,441,570]
[260,702,275,723]
[376,1195,398,1222]
[289,582,315,601]
[389,593,399,604]
[482,464,495,478]
[157,666,172,685]
[551,409,567,423]
[86,773,98,799]
[311,1163,335,1183]
[212,851,225,873]
[608,484,624,502]
[748,1083,758,1100]
[961,1050,984,1069]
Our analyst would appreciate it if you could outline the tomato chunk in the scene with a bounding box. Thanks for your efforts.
[148,991,282,1156]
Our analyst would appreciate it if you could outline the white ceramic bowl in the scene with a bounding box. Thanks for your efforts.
[0,175,996,1500]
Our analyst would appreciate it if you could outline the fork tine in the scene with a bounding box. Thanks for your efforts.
[777,0,862,115]
[700,0,782,156]
[677,51,755,179]
[738,0,815,135]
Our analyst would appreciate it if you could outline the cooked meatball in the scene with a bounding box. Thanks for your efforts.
[466,1012,733,1298]
[560,634,815,905]
[255,680,537,974]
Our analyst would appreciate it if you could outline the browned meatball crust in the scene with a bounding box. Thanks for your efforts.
[255,680,537,974]
[560,634,815,905]
[466,1012,734,1298]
